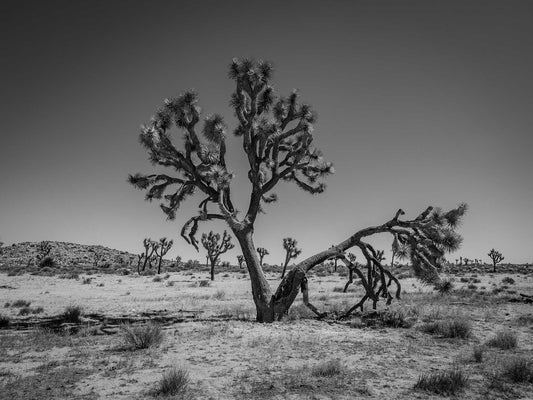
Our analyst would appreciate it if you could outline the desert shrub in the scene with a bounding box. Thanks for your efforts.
[378,308,417,328]
[154,367,190,397]
[414,368,468,395]
[153,276,162,282]
[420,318,471,338]
[502,277,515,285]
[502,357,533,383]
[472,346,484,363]
[311,359,343,377]
[198,280,210,287]
[212,290,226,300]
[62,305,83,323]
[486,331,517,350]
[460,277,469,283]
[82,277,92,284]
[164,273,170,279]
[12,300,31,308]
[3,302,9,308]
[38,256,56,268]
[0,314,9,327]
[18,306,31,316]
[120,322,164,349]
[467,284,477,290]
[97,282,104,287]
[332,287,344,293]
[166,280,175,287]
[434,279,454,295]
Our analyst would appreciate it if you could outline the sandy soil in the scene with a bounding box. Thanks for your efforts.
[1,270,532,399]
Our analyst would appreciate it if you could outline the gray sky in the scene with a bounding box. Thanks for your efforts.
[1,0,532,264]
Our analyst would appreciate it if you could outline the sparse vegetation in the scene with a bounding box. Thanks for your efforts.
[62,305,83,323]
[486,331,517,350]
[154,367,191,398]
[414,368,469,395]
[311,359,343,377]
[502,276,515,284]
[502,357,533,383]
[420,318,472,338]
[472,346,484,363]
[120,322,164,349]
[434,279,454,294]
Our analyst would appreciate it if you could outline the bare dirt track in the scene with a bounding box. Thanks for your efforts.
[1,270,532,399]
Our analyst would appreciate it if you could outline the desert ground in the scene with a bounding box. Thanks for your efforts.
[1,269,532,400]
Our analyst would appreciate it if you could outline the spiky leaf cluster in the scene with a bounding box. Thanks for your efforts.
[392,204,468,284]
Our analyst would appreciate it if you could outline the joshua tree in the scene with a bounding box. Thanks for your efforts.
[129,58,467,322]
[138,238,159,274]
[34,241,53,266]
[257,247,269,267]
[175,255,182,268]
[237,255,245,269]
[153,237,173,274]
[488,249,504,273]
[280,238,302,278]
[201,230,234,280]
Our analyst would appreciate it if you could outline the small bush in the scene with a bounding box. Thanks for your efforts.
[166,280,175,287]
[467,284,477,290]
[62,305,83,323]
[212,290,226,300]
[199,280,210,287]
[311,359,343,377]
[420,318,471,338]
[18,306,31,316]
[3,302,9,308]
[414,368,468,395]
[39,256,56,268]
[486,331,517,350]
[434,279,454,295]
[12,300,31,308]
[120,322,164,349]
[0,314,9,327]
[378,308,416,328]
[153,276,162,282]
[155,367,190,397]
[502,277,515,285]
[502,357,533,383]
[472,346,484,363]
[460,277,469,283]
[82,277,92,284]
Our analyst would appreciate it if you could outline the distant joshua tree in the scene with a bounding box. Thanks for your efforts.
[201,231,234,280]
[129,58,468,322]
[257,247,269,267]
[138,238,159,274]
[488,249,504,273]
[280,238,302,278]
[35,241,53,266]
[237,255,245,269]
[153,237,173,274]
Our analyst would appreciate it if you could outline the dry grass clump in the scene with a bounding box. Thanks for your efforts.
[212,290,226,300]
[198,280,210,287]
[154,367,192,398]
[62,305,83,323]
[152,275,163,282]
[502,277,515,285]
[501,357,533,383]
[420,318,472,338]
[377,308,417,328]
[414,368,468,395]
[486,331,517,350]
[18,306,44,316]
[472,346,484,363]
[311,359,344,377]
[120,322,164,350]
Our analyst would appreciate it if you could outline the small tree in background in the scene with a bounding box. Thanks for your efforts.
[35,241,54,268]
[237,255,245,269]
[138,238,160,274]
[257,247,269,267]
[175,255,182,269]
[488,249,504,273]
[201,231,234,280]
[280,238,302,278]
[154,237,173,274]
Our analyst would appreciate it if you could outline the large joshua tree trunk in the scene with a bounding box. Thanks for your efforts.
[233,227,274,322]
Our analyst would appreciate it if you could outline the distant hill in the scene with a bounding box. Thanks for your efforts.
[0,241,137,270]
